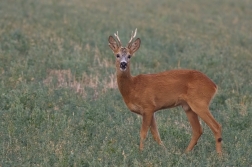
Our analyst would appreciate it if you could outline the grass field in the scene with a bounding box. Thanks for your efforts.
[0,0,252,166]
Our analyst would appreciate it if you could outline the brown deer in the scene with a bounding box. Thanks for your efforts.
[108,29,222,154]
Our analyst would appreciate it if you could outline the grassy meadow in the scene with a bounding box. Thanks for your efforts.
[0,0,252,166]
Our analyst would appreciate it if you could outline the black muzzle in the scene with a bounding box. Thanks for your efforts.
[120,62,127,70]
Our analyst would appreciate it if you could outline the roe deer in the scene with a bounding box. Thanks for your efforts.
[108,29,222,154]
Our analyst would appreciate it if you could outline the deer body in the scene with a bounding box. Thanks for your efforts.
[118,69,217,113]
[108,29,222,154]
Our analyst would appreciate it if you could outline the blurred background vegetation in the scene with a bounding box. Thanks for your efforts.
[0,0,252,166]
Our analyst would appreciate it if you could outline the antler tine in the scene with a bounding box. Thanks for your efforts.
[114,31,122,47]
[128,28,137,45]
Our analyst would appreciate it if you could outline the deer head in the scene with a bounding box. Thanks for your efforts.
[108,29,141,71]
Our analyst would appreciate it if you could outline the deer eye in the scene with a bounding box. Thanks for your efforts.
[128,55,131,59]
[116,54,120,58]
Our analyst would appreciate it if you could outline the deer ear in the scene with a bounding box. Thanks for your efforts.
[128,38,141,54]
[108,36,119,53]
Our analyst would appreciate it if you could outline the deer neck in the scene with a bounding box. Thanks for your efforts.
[116,65,133,100]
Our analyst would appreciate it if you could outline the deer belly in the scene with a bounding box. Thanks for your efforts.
[154,97,181,110]
[126,103,143,115]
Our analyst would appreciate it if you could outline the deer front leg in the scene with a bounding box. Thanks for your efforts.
[150,114,162,145]
[150,114,167,151]
[139,112,153,151]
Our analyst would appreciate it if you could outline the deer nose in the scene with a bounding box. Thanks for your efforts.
[120,62,127,70]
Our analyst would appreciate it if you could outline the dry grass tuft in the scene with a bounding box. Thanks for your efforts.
[43,69,117,98]
[43,69,86,96]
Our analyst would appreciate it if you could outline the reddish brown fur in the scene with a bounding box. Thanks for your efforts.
[108,32,222,154]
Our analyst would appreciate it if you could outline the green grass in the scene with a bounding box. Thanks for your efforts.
[0,0,252,166]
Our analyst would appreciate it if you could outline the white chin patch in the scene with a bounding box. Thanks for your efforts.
[120,68,127,71]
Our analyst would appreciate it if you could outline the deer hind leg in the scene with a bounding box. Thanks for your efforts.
[139,112,153,151]
[182,104,203,153]
[188,102,222,154]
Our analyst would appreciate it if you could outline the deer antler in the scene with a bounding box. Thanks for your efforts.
[114,31,122,47]
[128,28,137,47]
